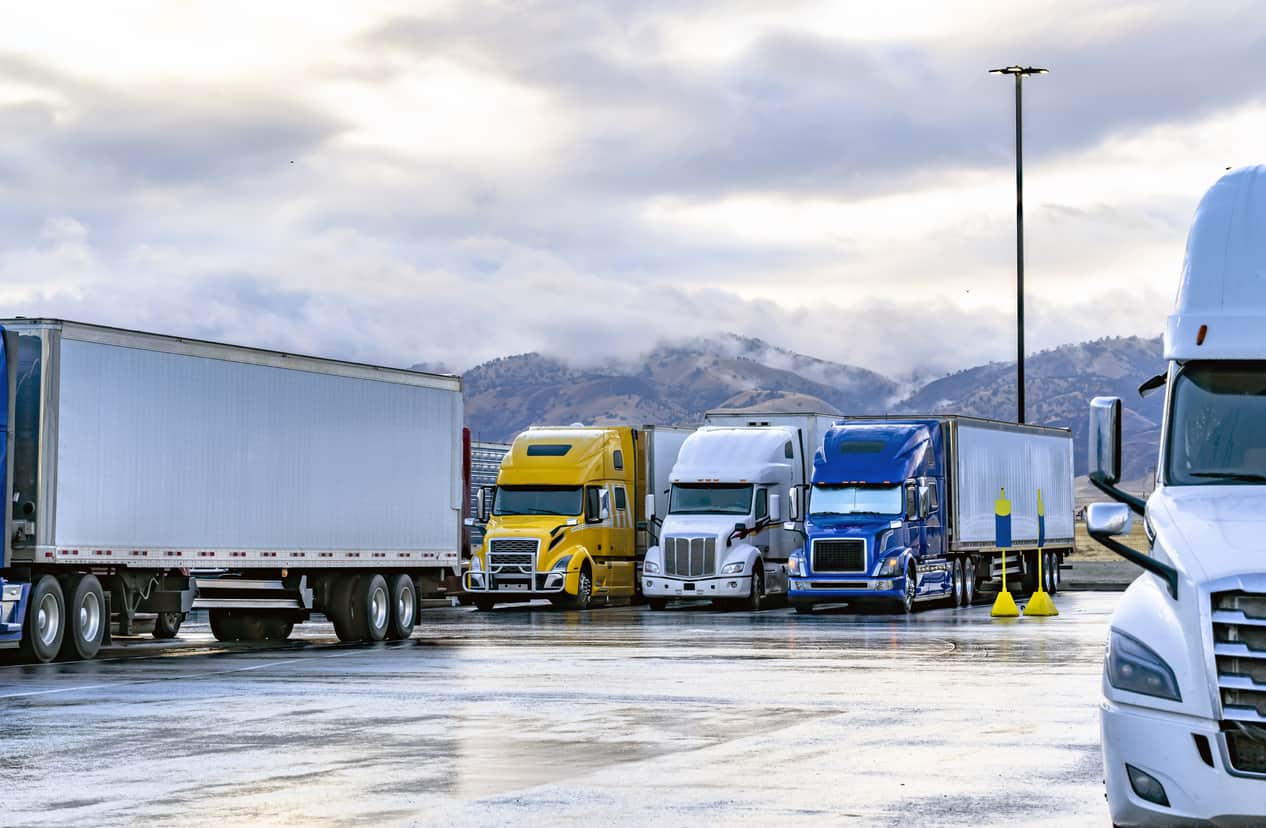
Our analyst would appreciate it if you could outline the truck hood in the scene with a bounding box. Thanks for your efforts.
[659,514,744,540]
[805,516,899,539]
[1149,485,1266,584]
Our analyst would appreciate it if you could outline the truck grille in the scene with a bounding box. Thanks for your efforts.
[663,536,716,578]
[1212,590,1266,773]
[812,539,866,573]
[489,539,538,573]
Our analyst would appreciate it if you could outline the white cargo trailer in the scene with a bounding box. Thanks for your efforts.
[0,319,463,662]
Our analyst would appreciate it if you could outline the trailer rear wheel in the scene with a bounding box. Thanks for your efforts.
[327,574,358,642]
[209,610,246,642]
[386,574,416,640]
[350,573,390,641]
[19,575,65,663]
[260,615,294,641]
[963,557,977,606]
[154,611,184,640]
[59,574,104,660]
[951,559,966,608]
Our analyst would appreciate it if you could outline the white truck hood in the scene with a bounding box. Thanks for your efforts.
[1150,485,1266,584]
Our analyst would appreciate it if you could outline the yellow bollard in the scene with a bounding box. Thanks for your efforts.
[991,547,1020,617]
[1023,489,1058,616]
[991,487,1019,617]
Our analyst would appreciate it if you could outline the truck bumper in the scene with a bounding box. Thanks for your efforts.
[1102,699,1266,825]
[644,574,751,600]
[788,576,902,605]
[462,570,569,597]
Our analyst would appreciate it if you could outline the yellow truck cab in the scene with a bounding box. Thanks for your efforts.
[465,425,689,611]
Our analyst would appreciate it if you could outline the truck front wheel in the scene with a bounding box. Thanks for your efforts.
[896,567,916,614]
[566,567,593,610]
[20,575,66,663]
[154,611,184,640]
[59,574,104,660]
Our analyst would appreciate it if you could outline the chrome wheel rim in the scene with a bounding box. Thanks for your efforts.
[904,572,915,610]
[370,585,389,630]
[953,560,964,606]
[37,592,60,647]
[397,586,415,627]
[79,592,101,644]
[964,559,975,604]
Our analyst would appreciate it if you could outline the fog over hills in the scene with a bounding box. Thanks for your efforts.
[427,333,1164,479]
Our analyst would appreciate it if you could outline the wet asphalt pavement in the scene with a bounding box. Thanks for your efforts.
[1,593,1118,826]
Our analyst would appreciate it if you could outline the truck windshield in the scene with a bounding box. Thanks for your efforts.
[1167,362,1266,486]
[493,486,583,516]
[669,484,753,515]
[810,485,902,516]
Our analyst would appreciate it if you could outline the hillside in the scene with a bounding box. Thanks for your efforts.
[440,333,1166,478]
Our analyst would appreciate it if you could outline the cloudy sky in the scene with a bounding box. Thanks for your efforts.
[1,1,1262,378]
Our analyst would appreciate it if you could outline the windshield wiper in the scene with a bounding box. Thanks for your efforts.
[1190,471,1266,483]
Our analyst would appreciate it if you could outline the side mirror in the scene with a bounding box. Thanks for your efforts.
[645,493,656,521]
[789,488,801,521]
[768,494,782,523]
[918,485,931,519]
[1089,396,1122,485]
[599,489,610,521]
[1086,502,1131,536]
[904,482,918,521]
[476,487,492,523]
[1089,397,1146,514]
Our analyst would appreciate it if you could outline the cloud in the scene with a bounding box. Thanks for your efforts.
[0,1,1257,385]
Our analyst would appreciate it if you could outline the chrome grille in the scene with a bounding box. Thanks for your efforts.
[663,536,716,577]
[490,539,538,557]
[812,538,866,573]
[1213,590,1266,773]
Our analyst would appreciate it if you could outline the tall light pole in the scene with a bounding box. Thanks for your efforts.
[989,65,1047,425]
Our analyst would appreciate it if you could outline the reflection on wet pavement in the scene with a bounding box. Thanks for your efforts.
[1,593,1116,826]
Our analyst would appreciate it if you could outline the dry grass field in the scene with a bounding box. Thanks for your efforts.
[1075,521,1150,561]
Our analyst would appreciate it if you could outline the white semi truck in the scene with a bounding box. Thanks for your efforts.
[1089,166,1266,823]
[641,412,837,609]
[0,319,464,662]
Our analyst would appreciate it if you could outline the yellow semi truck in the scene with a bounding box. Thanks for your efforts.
[464,425,689,610]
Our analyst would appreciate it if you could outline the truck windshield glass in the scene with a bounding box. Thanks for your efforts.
[493,486,583,516]
[1167,363,1266,486]
[669,484,753,515]
[810,485,902,516]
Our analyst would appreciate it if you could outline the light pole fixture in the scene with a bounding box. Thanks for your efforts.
[989,65,1047,425]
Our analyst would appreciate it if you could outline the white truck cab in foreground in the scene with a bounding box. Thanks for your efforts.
[1089,165,1266,825]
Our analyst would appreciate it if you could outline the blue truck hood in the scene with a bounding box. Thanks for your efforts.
[807,515,899,539]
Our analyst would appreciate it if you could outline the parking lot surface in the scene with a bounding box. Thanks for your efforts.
[1,593,1118,826]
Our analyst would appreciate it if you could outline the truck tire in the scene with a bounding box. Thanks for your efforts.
[209,609,246,642]
[1021,551,1041,594]
[474,597,496,612]
[963,557,977,606]
[327,574,358,642]
[154,611,185,640]
[20,575,66,663]
[349,573,390,641]
[742,566,764,612]
[647,598,668,611]
[951,558,966,608]
[59,574,105,660]
[260,615,294,641]
[386,574,416,640]
[566,566,593,610]
[896,566,916,614]
[793,603,814,615]
[1052,553,1062,593]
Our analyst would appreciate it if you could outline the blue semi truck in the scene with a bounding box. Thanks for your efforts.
[786,416,1074,614]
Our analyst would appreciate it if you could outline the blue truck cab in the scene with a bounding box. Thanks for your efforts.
[787,419,949,614]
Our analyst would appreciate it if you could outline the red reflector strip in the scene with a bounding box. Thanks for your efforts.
[1197,324,1208,345]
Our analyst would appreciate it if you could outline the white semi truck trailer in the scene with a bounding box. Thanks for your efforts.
[1089,166,1266,823]
[0,319,464,662]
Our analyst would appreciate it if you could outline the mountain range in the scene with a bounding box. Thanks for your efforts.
[429,333,1165,481]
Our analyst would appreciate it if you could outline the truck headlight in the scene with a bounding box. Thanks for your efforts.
[721,561,745,575]
[787,554,805,577]
[645,560,660,574]
[878,556,902,577]
[551,555,572,571]
[1106,630,1182,702]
